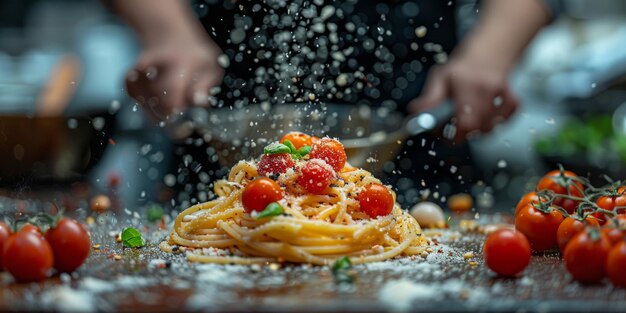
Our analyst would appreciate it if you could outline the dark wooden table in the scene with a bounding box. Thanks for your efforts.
[1,196,625,313]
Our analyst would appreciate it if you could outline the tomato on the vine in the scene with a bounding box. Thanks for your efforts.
[257,153,294,176]
[593,186,626,225]
[0,222,10,269]
[536,170,584,214]
[242,178,284,213]
[280,132,313,149]
[483,229,531,277]
[357,183,394,218]
[563,229,611,284]
[309,137,347,172]
[556,216,600,253]
[19,223,42,235]
[45,218,91,273]
[515,191,545,215]
[515,203,564,251]
[3,231,53,282]
[607,241,626,288]
[297,159,335,194]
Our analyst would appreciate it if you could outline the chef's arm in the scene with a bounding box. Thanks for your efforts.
[106,0,224,120]
[410,0,552,139]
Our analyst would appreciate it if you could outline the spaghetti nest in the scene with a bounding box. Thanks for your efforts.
[161,151,427,265]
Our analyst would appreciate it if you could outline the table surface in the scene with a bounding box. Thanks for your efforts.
[1,197,625,313]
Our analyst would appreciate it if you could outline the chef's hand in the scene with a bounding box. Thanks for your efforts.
[408,52,518,140]
[409,0,551,141]
[125,37,223,121]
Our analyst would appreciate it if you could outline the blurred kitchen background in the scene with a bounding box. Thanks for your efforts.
[2,0,626,213]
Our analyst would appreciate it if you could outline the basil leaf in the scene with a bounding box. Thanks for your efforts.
[331,256,354,284]
[296,145,311,157]
[121,227,145,248]
[283,140,297,153]
[255,202,284,219]
[146,205,164,223]
[264,142,291,155]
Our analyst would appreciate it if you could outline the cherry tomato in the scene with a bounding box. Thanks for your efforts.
[297,159,335,194]
[536,170,584,214]
[564,229,611,284]
[593,186,626,225]
[3,231,53,282]
[483,229,531,277]
[556,216,600,253]
[242,178,284,213]
[309,137,347,172]
[280,132,313,149]
[602,228,624,246]
[257,153,295,176]
[607,241,626,288]
[0,222,10,269]
[515,203,564,251]
[45,218,91,273]
[19,223,42,235]
[515,191,545,215]
[357,183,394,218]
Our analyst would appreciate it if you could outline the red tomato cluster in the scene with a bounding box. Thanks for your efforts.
[487,168,626,286]
[0,219,90,283]
[246,133,393,218]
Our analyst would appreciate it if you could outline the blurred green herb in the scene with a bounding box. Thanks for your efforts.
[331,256,354,284]
[146,205,164,223]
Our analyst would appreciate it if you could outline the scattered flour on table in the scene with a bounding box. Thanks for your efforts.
[40,286,95,313]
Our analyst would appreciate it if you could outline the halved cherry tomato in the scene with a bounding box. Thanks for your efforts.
[309,137,347,172]
[607,241,626,288]
[0,222,10,269]
[557,216,600,253]
[357,183,394,218]
[45,218,91,273]
[536,170,584,214]
[257,153,294,176]
[3,231,53,282]
[280,132,313,149]
[515,203,564,251]
[564,229,611,284]
[483,229,531,277]
[297,159,335,194]
[242,178,284,213]
[515,191,545,215]
[593,186,626,225]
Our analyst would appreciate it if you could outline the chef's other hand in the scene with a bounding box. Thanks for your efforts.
[125,37,223,121]
[408,53,518,141]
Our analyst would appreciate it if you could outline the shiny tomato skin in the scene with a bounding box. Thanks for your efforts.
[564,230,611,284]
[280,132,313,149]
[607,241,626,288]
[242,178,284,213]
[257,153,294,176]
[309,138,347,172]
[536,170,584,214]
[515,204,564,251]
[3,231,53,282]
[297,159,335,194]
[45,218,91,273]
[593,186,626,225]
[483,229,531,277]
[557,216,600,253]
[19,223,42,235]
[515,192,542,216]
[357,183,394,218]
[602,228,624,246]
[0,222,10,269]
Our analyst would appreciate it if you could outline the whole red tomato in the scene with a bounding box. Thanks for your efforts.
[515,191,544,216]
[45,218,91,273]
[241,178,284,213]
[536,170,584,214]
[3,231,53,282]
[564,230,612,284]
[515,203,564,251]
[556,216,600,253]
[607,241,626,288]
[483,229,531,277]
[0,222,10,269]
[593,186,626,225]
